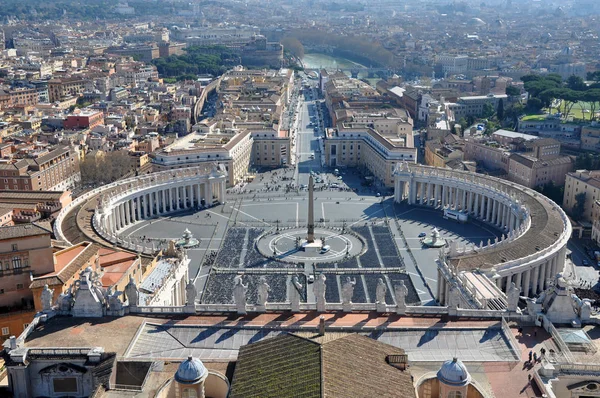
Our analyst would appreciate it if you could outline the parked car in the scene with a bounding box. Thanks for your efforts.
[418,232,427,238]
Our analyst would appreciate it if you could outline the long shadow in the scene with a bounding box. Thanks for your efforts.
[215,327,242,344]
[417,329,440,347]
[191,327,220,344]
[479,327,500,343]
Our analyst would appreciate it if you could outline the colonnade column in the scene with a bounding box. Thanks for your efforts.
[531,266,540,295]
[207,182,213,206]
[523,269,531,297]
[486,197,492,221]
[515,272,523,294]
[480,194,485,219]
[176,187,181,210]
[196,184,201,207]
[427,183,433,206]
[219,182,225,204]
[492,200,498,225]
[442,185,447,207]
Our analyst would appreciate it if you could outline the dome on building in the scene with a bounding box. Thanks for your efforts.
[175,356,208,385]
[469,17,486,27]
[437,357,471,386]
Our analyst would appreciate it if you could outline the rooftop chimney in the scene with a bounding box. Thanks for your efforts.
[318,316,325,336]
[9,336,17,350]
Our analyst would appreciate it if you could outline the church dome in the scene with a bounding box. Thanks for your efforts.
[469,17,486,27]
[437,357,471,386]
[175,356,208,385]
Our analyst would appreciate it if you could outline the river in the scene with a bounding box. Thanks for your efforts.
[301,53,379,85]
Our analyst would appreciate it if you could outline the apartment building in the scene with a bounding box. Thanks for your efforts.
[507,153,573,188]
[563,170,600,222]
[63,110,105,130]
[424,135,464,168]
[152,129,253,186]
[447,94,507,119]
[580,125,600,152]
[0,223,53,308]
[0,146,81,191]
[48,77,88,102]
[0,87,39,110]
[324,126,417,187]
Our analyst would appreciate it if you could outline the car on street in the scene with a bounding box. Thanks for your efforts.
[320,245,330,253]
[583,260,590,266]
[418,232,427,238]
[376,192,381,197]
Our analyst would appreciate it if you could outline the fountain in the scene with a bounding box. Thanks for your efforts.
[175,229,200,249]
[421,228,447,248]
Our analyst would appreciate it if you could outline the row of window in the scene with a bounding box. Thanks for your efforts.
[0,284,25,294]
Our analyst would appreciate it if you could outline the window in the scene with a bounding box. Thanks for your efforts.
[23,323,29,329]
[12,244,17,251]
[447,392,462,398]
[53,377,78,394]
[16,283,24,290]
[12,257,21,269]
[182,388,198,398]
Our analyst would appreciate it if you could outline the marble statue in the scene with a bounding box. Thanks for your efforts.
[395,280,408,314]
[341,277,356,312]
[314,274,327,312]
[124,275,139,307]
[376,278,387,304]
[233,276,248,314]
[185,279,197,306]
[290,275,303,312]
[257,276,270,307]
[106,287,124,312]
[58,286,74,313]
[448,283,461,310]
[507,282,520,312]
[41,284,54,312]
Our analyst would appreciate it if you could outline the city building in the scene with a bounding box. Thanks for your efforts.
[0,146,81,191]
[580,125,600,152]
[63,110,105,130]
[563,170,600,223]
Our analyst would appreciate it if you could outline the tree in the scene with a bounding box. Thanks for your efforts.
[526,97,543,112]
[280,37,305,59]
[506,85,521,96]
[497,98,504,121]
[482,103,495,119]
[587,71,600,81]
[80,151,134,186]
[567,75,587,91]
[535,181,564,205]
[572,192,587,221]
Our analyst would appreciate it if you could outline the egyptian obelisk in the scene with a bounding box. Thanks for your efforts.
[307,174,315,242]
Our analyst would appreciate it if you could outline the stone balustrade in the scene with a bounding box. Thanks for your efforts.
[54,165,226,250]
[393,162,571,302]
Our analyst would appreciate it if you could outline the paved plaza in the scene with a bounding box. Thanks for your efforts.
[117,92,503,307]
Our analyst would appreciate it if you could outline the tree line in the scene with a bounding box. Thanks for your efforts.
[151,46,239,79]
[522,73,600,120]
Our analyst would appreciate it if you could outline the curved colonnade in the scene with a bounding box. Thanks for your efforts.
[393,163,571,305]
[54,166,227,252]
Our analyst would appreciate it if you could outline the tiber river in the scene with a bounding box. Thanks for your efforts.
[301,52,380,85]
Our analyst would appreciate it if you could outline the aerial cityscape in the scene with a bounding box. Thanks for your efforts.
[0,0,599,397]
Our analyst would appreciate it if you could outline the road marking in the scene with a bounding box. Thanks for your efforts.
[124,218,168,237]
[235,208,272,225]
[407,272,437,282]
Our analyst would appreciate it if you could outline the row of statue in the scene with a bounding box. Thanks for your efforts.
[232,273,410,314]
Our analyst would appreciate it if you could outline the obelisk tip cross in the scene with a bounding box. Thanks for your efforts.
[307,174,315,243]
